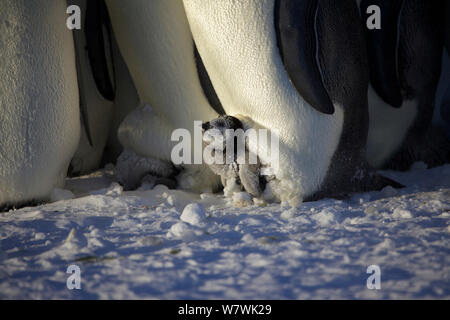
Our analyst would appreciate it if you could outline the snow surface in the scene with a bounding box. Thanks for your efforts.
[0,164,449,299]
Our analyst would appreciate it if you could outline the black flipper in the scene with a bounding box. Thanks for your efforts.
[275,0,334,115]
[194,44,225,115]
[445,1,450,52]
[79,87,94,147]
[85,0,115,101]
[73,32,94,147]
[361,0,404,108]
[439,0,449,122]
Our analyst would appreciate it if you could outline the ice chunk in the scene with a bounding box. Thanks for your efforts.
[167,222,195,239]
[392,208,413,219]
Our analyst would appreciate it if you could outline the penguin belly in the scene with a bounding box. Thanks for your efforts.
[367,86,418,168]
[182,0,345,203]
[0,0,80,208]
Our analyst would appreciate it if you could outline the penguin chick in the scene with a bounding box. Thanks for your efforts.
[202,115,265,197]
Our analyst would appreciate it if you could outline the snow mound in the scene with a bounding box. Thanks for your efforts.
[180,203,207,226]
[232,192,253,207]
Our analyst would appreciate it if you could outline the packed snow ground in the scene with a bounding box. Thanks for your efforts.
[0,163,449,299]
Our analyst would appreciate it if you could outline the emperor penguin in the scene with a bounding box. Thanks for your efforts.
[183,0,399,204]
[68,0,140,175]
[361,0,450,170]
[105,0,221,192]
[0,0,80,209]
[68,0,115,175]
[439,1,450,137]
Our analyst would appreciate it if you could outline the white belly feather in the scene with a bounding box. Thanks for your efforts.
[366,85,418,168]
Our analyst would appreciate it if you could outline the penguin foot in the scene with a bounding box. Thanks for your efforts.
[305,167,404,202]
[365,172,405,191]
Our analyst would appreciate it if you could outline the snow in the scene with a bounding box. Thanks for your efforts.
[232,192,254,208]
[180,203,206,226]
[0,164,449,299]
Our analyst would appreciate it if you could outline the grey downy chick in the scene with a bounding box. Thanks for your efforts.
[202,116,266,197]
